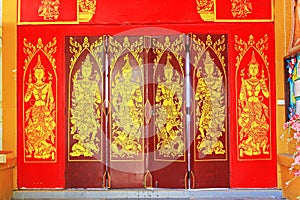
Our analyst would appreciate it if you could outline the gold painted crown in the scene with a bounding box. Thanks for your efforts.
[82,54,93,69]
[122,54,132,73]
[165,53,173,70]
[248,51,258,65]
[204,51,214,66]
[34,55,45,70]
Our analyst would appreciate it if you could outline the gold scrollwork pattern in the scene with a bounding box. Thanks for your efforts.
[68,37,104,159]
[23,37,57,161]
[192,35,227,159]
[153,36,185,160]
[38,0,60,20]
[79,0,97,22]
[235,35,271,158]
[196,0,215,21]
[231,0,253,19]
[109,36,144,160]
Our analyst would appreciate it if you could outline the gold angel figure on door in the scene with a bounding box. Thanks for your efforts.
[70,55,102,157]
[24,55,56,160]
[155,53,184,158]
[195,51,226,156]
[111,54,143,159]
[238,51,270,157]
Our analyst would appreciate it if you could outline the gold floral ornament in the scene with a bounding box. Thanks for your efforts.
[38,0,60,20]
[68,37,104,159]
[192,34,227,159]
[231,0,253,19]
[235,35,271,158]
[79,0,97,22]
[196,0,215,21]
[23,38,57,161]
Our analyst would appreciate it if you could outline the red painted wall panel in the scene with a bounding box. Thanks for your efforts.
[17,21,276,188]
[228,23,277,188]
[17,26,66,188]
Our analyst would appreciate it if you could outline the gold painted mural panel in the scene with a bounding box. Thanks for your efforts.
[191,34,228,161]
[152,35,186,162]
[235,35,271,160]
[108,36,145,161]
[68,36,104,161]
[23,38,58,162]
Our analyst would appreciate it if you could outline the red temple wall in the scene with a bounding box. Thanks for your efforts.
[17,0,276,189]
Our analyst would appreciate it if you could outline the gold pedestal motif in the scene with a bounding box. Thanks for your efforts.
[79,0,96,22]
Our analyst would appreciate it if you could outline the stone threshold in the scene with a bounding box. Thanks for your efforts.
[13,188,283,199]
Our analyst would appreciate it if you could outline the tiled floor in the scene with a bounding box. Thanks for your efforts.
[12,189,284,199]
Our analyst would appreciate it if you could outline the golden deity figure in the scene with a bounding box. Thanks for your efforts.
[231,0,252,18]
[195,51,226,156]
[38,0,60,20]
[111,54,143,159]
[155,53,184,158]
[24,55,56,160]
[238,51,270,157]
[70,55,102,158]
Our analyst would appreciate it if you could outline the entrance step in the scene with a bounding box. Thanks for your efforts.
[13,189,283,199]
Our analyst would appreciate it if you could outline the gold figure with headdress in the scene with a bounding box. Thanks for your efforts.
[195,51,226,156]
[155,53,184,158]
[238,51,270,157]
[70,55,102,157]
[24,55,56,160]
[111,54,143,159]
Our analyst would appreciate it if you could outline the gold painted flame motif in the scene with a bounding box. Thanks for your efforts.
[38,0,60,20]
[231,0,253,19]
[195,51,226,156]
[70,55,102,157]
[111,54,143,159]
[155,53,185,158]
[24,55,56,160]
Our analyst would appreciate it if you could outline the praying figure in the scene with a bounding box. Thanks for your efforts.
[24,55,56,160]
[70,55,102,157]
[111,54,143,159]
[155,53,184,158]
[238,51,270,157]
[195,51,226,156]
